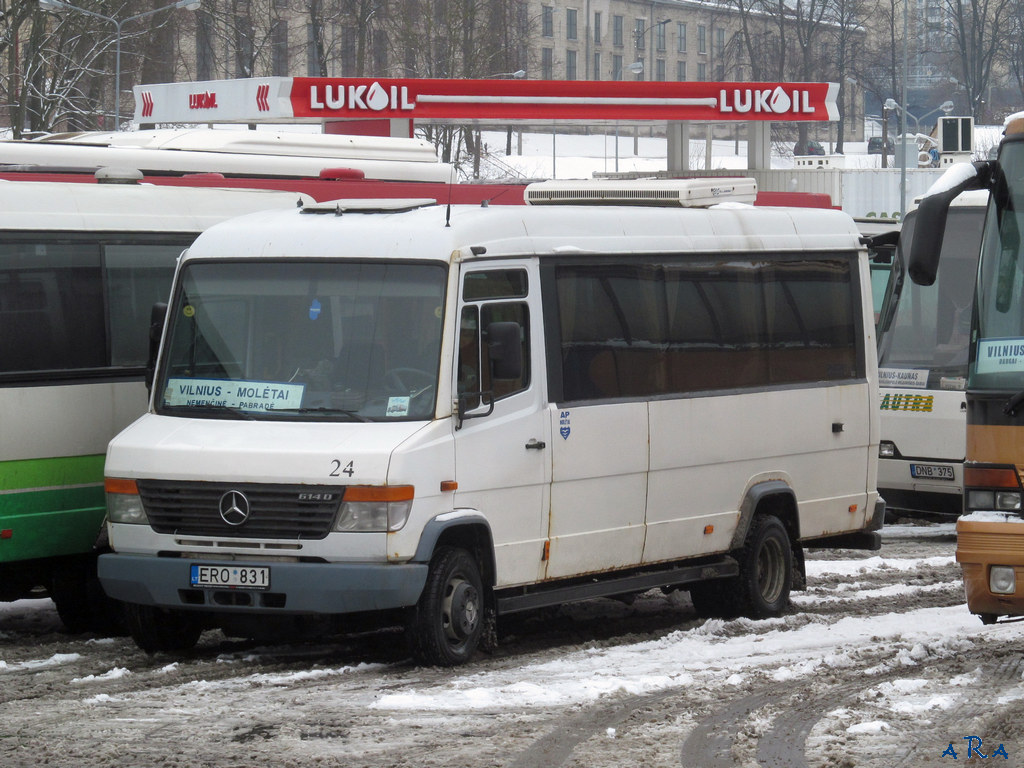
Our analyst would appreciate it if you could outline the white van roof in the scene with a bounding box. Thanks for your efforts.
[184,197,864,265]
[0,180,310,232]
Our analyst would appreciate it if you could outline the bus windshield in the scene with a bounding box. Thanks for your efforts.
[157,260,447,421]
[878,205,984,390]
[972,146,1024,392]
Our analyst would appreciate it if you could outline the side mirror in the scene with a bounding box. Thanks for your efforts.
[908,161,992,286]
[146,302,167,392]
[486,321,523,380]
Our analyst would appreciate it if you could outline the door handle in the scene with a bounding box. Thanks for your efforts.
[525,439,546,450]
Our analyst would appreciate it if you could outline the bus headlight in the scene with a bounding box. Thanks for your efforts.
[990,566,1016,595]
[878,441,896,458]
[105,478,149,524]
[335,486,414,532]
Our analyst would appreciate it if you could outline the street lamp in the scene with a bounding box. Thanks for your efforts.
[883,98,954,218]
[39,0,201,130]
[633,18,670,81]
[883,98,954,134]
[488,70,526,79]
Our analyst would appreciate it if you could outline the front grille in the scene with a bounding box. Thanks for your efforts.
[138,481,343,539]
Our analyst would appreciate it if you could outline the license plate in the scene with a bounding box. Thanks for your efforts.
[910,463,955,481]
[190,564,270,590]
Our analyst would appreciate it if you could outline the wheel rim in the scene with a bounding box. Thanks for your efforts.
[756,536,786,605]
[442,575,480,644]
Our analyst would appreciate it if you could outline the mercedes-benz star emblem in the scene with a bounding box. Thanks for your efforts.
[218,490,251,526]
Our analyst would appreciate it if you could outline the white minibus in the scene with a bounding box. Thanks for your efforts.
[98,179,884,665]
[876,191,988,517]
[0,179,310,632]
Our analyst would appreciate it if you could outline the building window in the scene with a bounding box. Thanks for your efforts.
[612,54,623,80]
[677,60,686,81]
[542,47,553,79]
[196,11,214,80]
[594,12,602,44]
[542,6,554,37]
[656,23,666,52]
[677,22,686,53]
[634,18,646,49]
[272,20,288,77]
[613,15,623,47]
[715,63,724,79]
[566,8,577,40]
[715,27,725,57]
[634,56,644,80]
[698,25,706,54]
[697,62,706,80]
[566,49,577,79]
[594,51,601,79]
[656,59,666,81]
[306,23,320,76]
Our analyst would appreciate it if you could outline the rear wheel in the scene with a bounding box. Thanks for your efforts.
[725,514,793,619]
[124,603,202,654]
[406,546,484,666]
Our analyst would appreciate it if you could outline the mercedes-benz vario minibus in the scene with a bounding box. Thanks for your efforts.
[98,179,884,665]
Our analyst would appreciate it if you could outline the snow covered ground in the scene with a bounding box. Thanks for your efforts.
[1,521,1021,767]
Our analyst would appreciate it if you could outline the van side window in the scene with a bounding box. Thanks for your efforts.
[458,302,530,407]
[555,257,859,401]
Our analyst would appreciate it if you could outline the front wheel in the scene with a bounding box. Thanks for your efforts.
[406,546,485,666]
[124,603,202,654]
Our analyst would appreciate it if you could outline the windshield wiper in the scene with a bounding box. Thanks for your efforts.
[269,407,371,422]
[163,405,255,420]
[1004,390,1024,417]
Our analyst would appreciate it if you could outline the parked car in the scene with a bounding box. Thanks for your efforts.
[795,140,826,156]
[868,136,895,155]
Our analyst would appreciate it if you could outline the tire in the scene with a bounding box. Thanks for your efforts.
[720,514,793,620]
[406,546,485,666]
[50,556,126,636]
[124,603,202,654]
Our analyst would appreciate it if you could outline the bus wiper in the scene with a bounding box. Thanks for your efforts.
[270,407,371,422]
[1004,390,1024,417]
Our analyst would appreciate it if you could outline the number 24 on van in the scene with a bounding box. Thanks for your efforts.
[943,736,1009,760]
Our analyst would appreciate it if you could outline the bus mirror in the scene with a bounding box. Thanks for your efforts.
[908,161,992,286]
[146,302,168,392]
[486,321,523,380]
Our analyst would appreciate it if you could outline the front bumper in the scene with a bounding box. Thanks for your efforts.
[98,553,428,615]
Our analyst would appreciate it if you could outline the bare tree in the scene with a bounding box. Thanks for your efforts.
[938,0,1013,119]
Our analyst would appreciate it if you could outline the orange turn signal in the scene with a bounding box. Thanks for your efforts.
[343,485,415,502]
[104,477,139,495]
[965,467,1020,489]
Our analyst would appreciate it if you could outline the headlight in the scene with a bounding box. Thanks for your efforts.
[878,441,896,459]
[335,486,414,532]
[104,477,149,524]
[996,492,1022,511]
[990,566,1016,595]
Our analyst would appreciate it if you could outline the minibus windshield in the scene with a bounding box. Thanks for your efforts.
[157,260,447,421]
[973,147,1024,393]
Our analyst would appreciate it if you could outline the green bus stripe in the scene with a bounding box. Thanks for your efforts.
[0,454,106,493]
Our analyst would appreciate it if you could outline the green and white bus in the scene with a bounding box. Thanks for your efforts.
[0,179,309,632]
